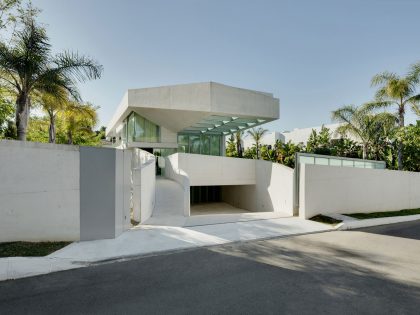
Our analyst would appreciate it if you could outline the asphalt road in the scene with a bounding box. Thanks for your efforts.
[355,218,420,240]
[1,220,419,315]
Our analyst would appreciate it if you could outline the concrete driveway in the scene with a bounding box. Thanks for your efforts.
[0,221,419,314]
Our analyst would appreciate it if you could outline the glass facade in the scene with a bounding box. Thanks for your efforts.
[297,153,386,169]
[177,133,221,156]
[120,112,223,157]
[125,112,160,143]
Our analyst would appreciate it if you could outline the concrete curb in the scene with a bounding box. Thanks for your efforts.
[338,214,420,230]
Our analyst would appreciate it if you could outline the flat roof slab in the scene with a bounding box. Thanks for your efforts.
[106,82,279,136]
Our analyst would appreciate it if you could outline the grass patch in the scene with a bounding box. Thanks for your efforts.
[310,214,342,225]
[345,208,420,220]
[0,241,70,258]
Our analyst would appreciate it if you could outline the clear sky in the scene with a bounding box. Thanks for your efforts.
[32,0,420,131]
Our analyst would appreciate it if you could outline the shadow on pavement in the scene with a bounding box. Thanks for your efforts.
[0,231,419,315]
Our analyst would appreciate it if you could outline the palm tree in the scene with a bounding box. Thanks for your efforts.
[367,62,420,168]
[225,134,237,157]
[234,130,244,158]
[331,105,396,159]
[38,90,67,143]
[0,14,102,140]
[61,102,98,145]
[275,140,301,168]
[247,127,268,159]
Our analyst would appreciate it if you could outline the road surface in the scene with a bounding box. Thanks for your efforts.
[1,220,419,314]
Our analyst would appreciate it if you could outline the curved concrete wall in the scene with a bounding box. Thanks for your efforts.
[132,149,156,223]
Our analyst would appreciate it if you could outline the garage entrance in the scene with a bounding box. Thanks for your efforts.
[190,186,251,216]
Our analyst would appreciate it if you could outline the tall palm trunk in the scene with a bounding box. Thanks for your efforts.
[236,141,242,158]
[48,113,56,143]
[362,143,367,159]
[256,141,260,159]
[15,92,30,141]
[397,105,405,170]
[67,130,73,145]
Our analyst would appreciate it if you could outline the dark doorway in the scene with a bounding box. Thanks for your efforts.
[190,186,221,205]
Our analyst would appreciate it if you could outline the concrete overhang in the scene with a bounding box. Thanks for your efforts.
[106,82,280,137]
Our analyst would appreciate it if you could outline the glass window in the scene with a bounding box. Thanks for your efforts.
[354,161,365,168]
[177,133,221,156]
[300,156,314,164]
[201,135,210,155]
[343,160,354,167]
[190,135,201,154]
[374,163,385,169]
[315,157,329,165]
[177,134,189,153]
[134,114,145,141]
[210,135,220,156]
[126,112,160,143]
[127,113,135,142]
[121,121,127,142]
[329,159,342,167]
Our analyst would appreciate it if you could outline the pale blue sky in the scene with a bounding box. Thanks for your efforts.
[32,0,420,131]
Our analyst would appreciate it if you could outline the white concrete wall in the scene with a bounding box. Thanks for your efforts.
[176,153,256,186]
[299,164,420,219]
[114,149,132,236]
[0,141,80,241]
[123,150,133,230]
[166,153,294,216]
[165,154,190,216]
[281,123,351,145]
[221,160,294,215]
[242,131,283,150]
[132,149,156,223]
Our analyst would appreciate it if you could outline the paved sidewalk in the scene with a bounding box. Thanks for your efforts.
[0,217,331,281]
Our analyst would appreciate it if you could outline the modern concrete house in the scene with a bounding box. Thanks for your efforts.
[106,82,279,155]
[1,83,419,243]
[105,82,296,225]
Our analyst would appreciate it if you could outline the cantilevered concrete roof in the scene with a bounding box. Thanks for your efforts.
[106,82,279,137]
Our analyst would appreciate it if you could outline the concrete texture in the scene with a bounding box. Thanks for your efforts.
[222,159,294,214]
[299,163,420,218]
[164,154,191,216]
[132,149,156,223]
[79,147,131,241]
[80,147,117,241]
[176,153,256,186]
[0,140,80,241]
[1,221,419,314]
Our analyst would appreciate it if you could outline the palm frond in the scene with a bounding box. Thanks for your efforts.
[407,61,420,84]
[362,101,393,112]
[371,71,398,87]
[53,51,103,82]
